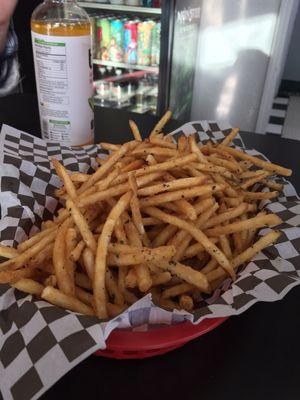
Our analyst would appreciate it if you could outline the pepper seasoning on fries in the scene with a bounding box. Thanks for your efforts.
[0,112,291,319]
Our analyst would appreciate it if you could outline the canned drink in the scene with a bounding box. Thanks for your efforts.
[137,21,154,66]
[109,18,124,62]
[142,0,153,6]
[124,20,138,64]
[151,21,160,65]
[97,17,111,61]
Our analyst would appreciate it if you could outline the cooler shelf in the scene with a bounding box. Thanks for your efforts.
[93,59,159,73]
[78,2,162,15]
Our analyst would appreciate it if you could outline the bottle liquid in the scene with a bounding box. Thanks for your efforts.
[31,0,94,146]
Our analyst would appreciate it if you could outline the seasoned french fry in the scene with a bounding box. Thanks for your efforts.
[70,240,85,262]
[218,144,292,176]
[53,219,74,296]
[149,110,172,138]
[221,127,239,146]
[75,272,92,290]
[52,159,77,201]
[129,119,142,141]
[0,244,19,259]
[139,184,225,208]
[157,260,210,292]
[94,191,132,319]
[42,286,94,316]
[161,282,193,299]
[12,278,44,296]
[66,199,97,252]
[179,295,194,311]
[124,221,152,292]
[205,213,281,237]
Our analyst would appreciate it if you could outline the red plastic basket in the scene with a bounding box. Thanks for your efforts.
[94,317,227,359]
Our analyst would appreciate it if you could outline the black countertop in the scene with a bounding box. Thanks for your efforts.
[1,94,300,400]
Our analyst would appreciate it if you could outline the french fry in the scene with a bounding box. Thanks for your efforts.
[82,247,95,280]
[205,213,281,237]
[149,110,172,138]
[42,286,94,316]
[53,219,74,296]
[94,191,132,319]
[150,137,176,149]
[261,179,284,191]
[218,144,292,176]
[188,135,208,164]
[12,278,44,296]
[105,268,124,306]
[0,244,18,259]
[124,221,152,292]
[0,265,37,283]
[70,240,85,262]
[161,282,193,299]
[52,159,77,200]
[139,184,225,208]
[244,191,279,200]
[179,295,194,311]
[178,135,187,153]
[129,119,142,141]
[75,272,92,290]
[100,142,121,152]
[66,199,97,252]
[125,268,137,288]
[157,260,210,292]
[183,237,219,259]
[221,127,239,146]
[137,176,206,197]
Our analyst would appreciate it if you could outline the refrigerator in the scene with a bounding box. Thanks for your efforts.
[80,0,297,133]
[78,0,202,121]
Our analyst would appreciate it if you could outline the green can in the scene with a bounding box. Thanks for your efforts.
[97,17,111,61]
[137,20,154,66]
[151,21,160,66]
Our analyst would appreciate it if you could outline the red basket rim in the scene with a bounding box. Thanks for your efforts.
[103,317,228,352]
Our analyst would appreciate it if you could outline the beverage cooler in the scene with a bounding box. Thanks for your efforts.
[78,0,201,120]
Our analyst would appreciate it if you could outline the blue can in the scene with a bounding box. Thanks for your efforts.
[109,19,124,62]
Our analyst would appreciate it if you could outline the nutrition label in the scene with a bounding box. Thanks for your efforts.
[34,38,69,106]
[31,31,94,145]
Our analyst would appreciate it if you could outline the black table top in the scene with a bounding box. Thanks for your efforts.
[1,94,300,400]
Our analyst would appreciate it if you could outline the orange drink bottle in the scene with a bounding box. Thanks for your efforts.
[31,0,94,146]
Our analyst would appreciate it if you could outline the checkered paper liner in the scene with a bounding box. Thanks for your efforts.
[0,122,299,400]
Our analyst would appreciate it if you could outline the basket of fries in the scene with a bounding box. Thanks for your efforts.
[0,115,299,398]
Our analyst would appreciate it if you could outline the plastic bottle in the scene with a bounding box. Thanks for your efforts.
[31,0,94,146]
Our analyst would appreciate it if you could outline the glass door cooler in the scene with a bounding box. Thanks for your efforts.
[78,0,201,120]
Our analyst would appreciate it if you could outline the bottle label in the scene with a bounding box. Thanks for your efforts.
[31,31,94,146]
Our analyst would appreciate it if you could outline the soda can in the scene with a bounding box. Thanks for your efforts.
[142,0,153,6]
[137,20,154,66]
[97,17,111,61]
[124,20,138,64]
[109,18,124,62]
[151,21,160,65]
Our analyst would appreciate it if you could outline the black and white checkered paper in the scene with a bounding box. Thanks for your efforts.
[0,122,299,400]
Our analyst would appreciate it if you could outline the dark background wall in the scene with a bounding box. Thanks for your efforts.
[13,0,43,93]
